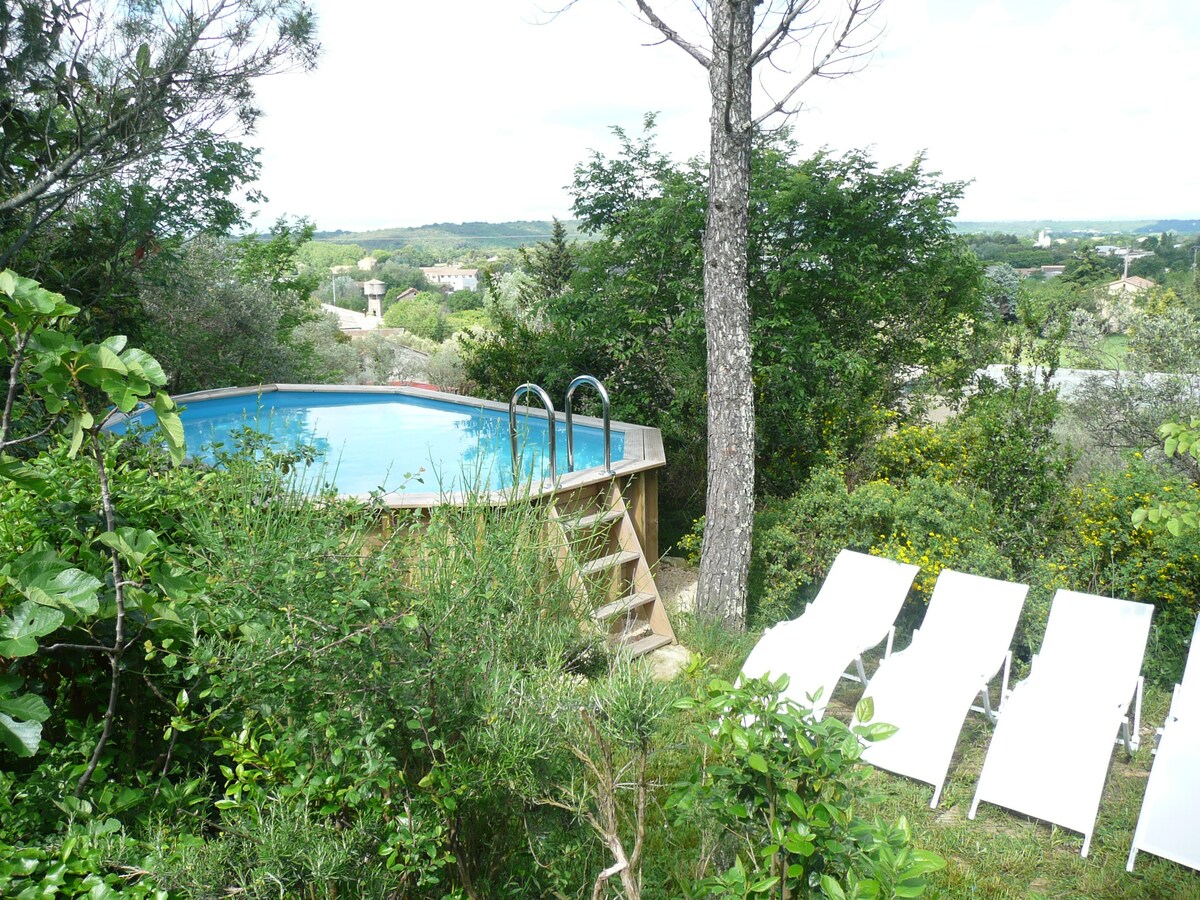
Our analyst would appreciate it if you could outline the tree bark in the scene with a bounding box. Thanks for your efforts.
[696,0,756,627]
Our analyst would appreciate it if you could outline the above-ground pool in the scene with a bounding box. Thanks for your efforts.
[109,384,665,507]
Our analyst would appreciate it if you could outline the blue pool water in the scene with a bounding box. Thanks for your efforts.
[114,390,622,496]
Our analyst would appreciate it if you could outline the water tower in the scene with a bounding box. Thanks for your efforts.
[363,279,386,317]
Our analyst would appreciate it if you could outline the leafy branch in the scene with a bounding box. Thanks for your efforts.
[1133,417,1200,536]
[0,268,186,776]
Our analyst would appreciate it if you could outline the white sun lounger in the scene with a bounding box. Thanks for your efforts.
[740,549,918,720]
[968,589,1153,857]
[852,569,1029,808]
[1127,613,1200,872]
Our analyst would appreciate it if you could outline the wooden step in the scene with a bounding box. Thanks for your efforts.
[559,508,623,531]
[593,591,656,622]
[625,633,673,658]
[578,549,639,577]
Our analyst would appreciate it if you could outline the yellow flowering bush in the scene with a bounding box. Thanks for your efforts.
[749,469,1011,630]
[1043,461,1200,684]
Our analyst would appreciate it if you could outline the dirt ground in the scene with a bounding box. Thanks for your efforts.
[654,555,698,614]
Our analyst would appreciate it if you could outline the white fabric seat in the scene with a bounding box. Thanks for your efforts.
[740,549,918,720]
[852,569,1029,807]
[1127,613,1200,872]
[968,589,1153,857]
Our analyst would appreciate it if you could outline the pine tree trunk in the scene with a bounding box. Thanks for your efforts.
[696,0,756,627]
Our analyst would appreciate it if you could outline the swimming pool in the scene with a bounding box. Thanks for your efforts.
[111,383,673,655]
[109,384,663,507]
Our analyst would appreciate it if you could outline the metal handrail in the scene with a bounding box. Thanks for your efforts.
[509,383,557,483]
[565,375,612,475]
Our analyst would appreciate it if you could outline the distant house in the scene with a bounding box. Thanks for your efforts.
[1106,275,1156,295]
[357,257,378,271]
[393,287,420,302]
[330,265,353,275]
[1041,265,1066,278]
[420,265,478,292]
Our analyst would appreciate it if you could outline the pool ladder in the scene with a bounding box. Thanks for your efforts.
[507,377,674,659]
[508,374,612,483]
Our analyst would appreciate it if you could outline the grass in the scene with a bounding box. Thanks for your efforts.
[1059,333,1130,370]
[673,609,1200,899]
[815,669,1198,898]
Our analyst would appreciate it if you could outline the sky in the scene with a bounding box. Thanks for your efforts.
[244,0,1200,232]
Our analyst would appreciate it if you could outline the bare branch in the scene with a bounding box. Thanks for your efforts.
[751,0,820,66]
[41,640,110,654]
[752,0,883,126]
[634,0,712,68]
[0,193,74,269]
[1,330,34,450]
[528,0,586,25]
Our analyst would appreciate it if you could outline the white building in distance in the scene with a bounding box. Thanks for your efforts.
[421,265,478,292]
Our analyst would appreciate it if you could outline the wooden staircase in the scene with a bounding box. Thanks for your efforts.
[548,481,675,658]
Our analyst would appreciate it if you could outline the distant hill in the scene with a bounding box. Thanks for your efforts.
[311,220,588,252]
[1132,219,1200,235]
[954,219,1200,237]
[317,218,1200,249]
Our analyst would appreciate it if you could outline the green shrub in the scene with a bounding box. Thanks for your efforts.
[1036,460,1200,685]
[670,676,944,898]
[749,467,895,626]
[869,379,1075,562]
[383,292,448,340]
[871,476,1013,601]
[749,467,1011,629]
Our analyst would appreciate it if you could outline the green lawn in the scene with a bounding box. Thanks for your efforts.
[1052,333,1130,370]
[823,675,1197,898]
[684,615,1200,899]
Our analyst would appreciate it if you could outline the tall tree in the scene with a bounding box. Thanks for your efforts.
[0,0,316,252]
[0,0,317,343]
[622,0,883,625]
[519,217,576,308]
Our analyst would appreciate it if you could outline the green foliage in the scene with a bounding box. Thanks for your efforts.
[290,313,360,384]
[1134,417,1200,536]
[671,677,943,898]
[749,466,1011,628]
[518,217,576,312]
[445,288,483,312]
[0,828,168,898]
[949,376,1074,555]
[296,241,365,272]
[1038,461,1200,684]
[467,121,984,538]
[137,237,322,392]
[234,216,320,332]
[746,371,1072,627]
[1064,248,1118,286]
[383,292,448,340]
[1,269,189,772]
[982,264,1020,321]
[1064,300,1200,465]
[1,1,317,346]
[314,273,365,311]
[0,675,50,757]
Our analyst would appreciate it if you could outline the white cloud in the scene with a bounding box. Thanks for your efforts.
[244,0,1200,231]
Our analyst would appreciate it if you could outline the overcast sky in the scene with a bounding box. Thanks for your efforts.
[244,0,1200,232]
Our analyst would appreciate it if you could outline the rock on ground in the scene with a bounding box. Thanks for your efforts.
[655,556,697,614]
[645,643,693,682]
